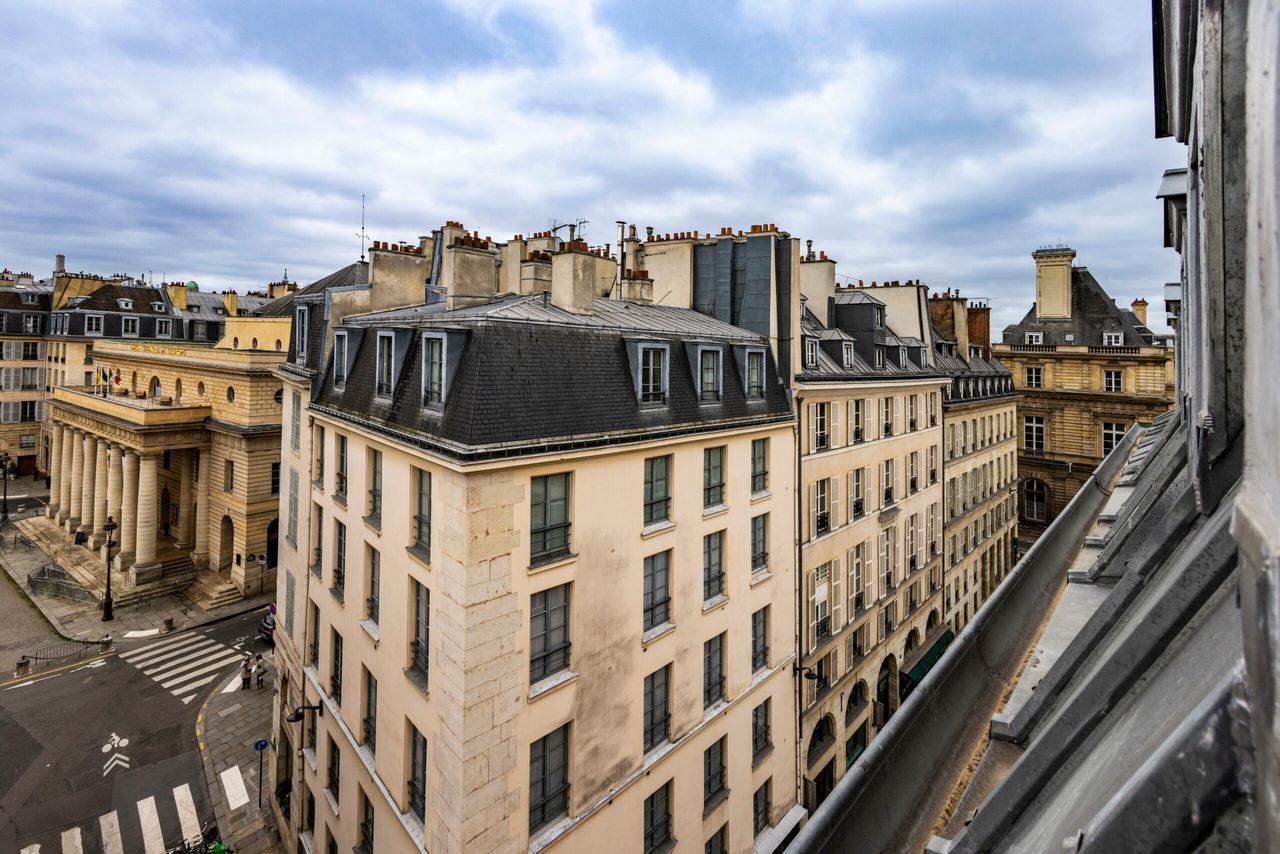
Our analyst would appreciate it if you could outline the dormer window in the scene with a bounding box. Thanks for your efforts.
[698,348,722,402]
[422,333,445,407]
[294,306,309,363]
[1025,332,1043,345]
[214,307,225,315]
[19,293,35,305]
[876,308,885,327]
[152,302,165,312]
[333,331,348,389]
[842,343,854,368]
[1103,332,1123,347]
[874,347,885,368]
[804,338,818,367]
[117,298,133,310]
[375,331,394,396]
[639,344,668,403]
[899,347,907,366]
[190,305,201,313]
[746,349,764,398]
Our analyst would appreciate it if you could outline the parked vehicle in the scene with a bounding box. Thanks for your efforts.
[257,602,276,645]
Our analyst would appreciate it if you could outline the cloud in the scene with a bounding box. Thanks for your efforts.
[0,0,1179,332]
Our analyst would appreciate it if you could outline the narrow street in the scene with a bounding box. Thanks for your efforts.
[0,609,272,853]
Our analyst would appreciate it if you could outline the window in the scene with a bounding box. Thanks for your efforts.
[1102,421,1127,455]
[408,724,427,820]
[375,332,394,396]
[1024,416,1045,453]
[699,348,721,401]
[309,601,320,665]
[357,789,375,854]
[156,319,171,338]
[21,367,38,390]
[223,459,234,492]
[332,521,346,600]
[874,348,885,368]
[1023,480,1047,523]
[643,551,671,631]
[1024,332,1042,345]
[333,331,348,388]
[751,606,769,671]
[753,779,772,836]
[122,316,138,337]
[530,724,570,832]
[703,447,725,507]
[295,307,309,361]
[271,462,280,495]
[366,546,380,623]
[850,399,864,442]
[19,400,36,422]
[751,514,768,572]
[804,338,818,367]
[326,736,340,801]
[703,633,725,708]
[22,341,38,360]
[644,782,672,854]
[1103,332,1123,346]
[413,468,431,556]
[84,314,103,335]
[751,438,768,493]
[814,478,831,535]
[409,581,429,682]
[194,320,207,340]
[640,345,667,403]
[643,665,670,752]
[643,455,670,525]
[422,335,444,406]
[530,584,571,682]
[1104,369,1122,392]
[19,292,35,305]
[335,434,348,498]
[1025,367,1042,388]
[846,721,868,767]
[706,825,728,854]
[752,699,771,763]
[842,341,854,367]
[531,473,571,563]
[813,402,829,450]
[330,629,344,704]
[704,736,726,807]
[746,350,764,397]
[367,449,382,521]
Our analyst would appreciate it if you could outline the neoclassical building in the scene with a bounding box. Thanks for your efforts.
[43,327,288,603]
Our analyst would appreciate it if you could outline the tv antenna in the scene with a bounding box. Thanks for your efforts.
[358,194,369,261]
[549,218,589,243]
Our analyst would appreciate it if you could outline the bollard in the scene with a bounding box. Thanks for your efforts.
[99,634,113,653]
[16,655,29,675]
[163,617,175,633]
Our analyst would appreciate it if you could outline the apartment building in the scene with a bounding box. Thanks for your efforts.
[926,292,1018,632]
[269,228,802,854]
[994,247,1174,541]
[0,270,51,475]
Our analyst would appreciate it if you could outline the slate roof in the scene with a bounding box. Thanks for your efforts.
[257,261,368,318]
[69,283,171,315]
[1001,266,1159,346]
[314,295,792,459]
[794,303,942,382]
[0,288,50,311]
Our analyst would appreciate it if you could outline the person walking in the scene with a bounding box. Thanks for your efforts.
[240,653,253,690]
[254,653,267,689]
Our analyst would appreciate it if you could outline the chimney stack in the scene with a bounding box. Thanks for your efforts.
[1032,246,1076,319]
[1130,298,1148,326]
[54,254,65,274]
[967,301,992,360]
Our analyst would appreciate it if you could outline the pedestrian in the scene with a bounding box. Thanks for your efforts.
[254,654,267,689]
[240,654,253,690]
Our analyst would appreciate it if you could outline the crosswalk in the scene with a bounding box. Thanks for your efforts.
[118,631,245,704]
[20,782,206,854]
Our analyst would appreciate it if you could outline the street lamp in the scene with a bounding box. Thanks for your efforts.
[285,704,323,723]
[101,516,117,622]
[0,451,10,520]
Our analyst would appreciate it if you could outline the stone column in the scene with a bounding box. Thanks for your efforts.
[79,434,97,536]
[105,444,122,560]
[132,453,160,581]
[119,450,138,567]
[58,427,74,524]
[46,424,62,519]
[67,431,83,532]
[193,448,211,569]
[90,439,109,548]
[176,448,194,549]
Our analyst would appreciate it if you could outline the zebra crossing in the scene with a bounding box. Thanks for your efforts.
[118,631,245,705]
[20,781,206,854]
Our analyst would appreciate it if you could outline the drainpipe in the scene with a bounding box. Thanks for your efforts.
[793,392,805,815]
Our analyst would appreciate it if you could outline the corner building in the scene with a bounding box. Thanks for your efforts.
[270,227,801,854]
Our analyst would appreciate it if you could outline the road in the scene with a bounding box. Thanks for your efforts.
[0,609,271,853]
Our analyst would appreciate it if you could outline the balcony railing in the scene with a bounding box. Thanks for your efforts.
[644,713,670,752]
[883,488,895,506]
[815,432,829,451]
[365,595,379,624]
[853,427,864,443]
[816,616,831,640]
[909,418,917,430]
[752,551,769,571]
[408,638,429,677]
[909,476,918,493]
[882,422,893,436]
[329,673,342,705]
[816,511,831,535]
[852,498,864,517]
[909,556,918,573]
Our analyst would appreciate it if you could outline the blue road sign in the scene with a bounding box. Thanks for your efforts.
[254,739,268,752]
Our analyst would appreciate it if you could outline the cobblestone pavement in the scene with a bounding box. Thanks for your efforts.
[196,650,283,853]
[0,555,61,666]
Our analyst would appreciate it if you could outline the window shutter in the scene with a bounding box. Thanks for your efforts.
[893,396,902,434]
[830,476,840,531]
[35,401,44,421]
[831,558,843,630]
[808,403,817,453]
[2,342,12,361]
[37,368,45,388]
[809,482,818,541]
[807,570,818,653]
[0,369,9,391]
[895,459,902,505]
[37,341,46,360]
[830,401,841,447]
[877,531,888,594]
[847,471,856,523]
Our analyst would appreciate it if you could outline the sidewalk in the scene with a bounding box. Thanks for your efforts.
[196,654,283,853]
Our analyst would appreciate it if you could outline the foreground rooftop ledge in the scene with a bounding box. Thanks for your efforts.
[785,424,1138,854]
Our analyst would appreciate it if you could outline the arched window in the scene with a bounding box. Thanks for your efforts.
[174,378,183,403]
[149,376,161,398]
[197,381,205,396]
[226,386,236,403]
[1023,479,1048,523]
[275,339,282,351]
[251,338,258,350]
[232,337,239,349]
[808,715,836,764]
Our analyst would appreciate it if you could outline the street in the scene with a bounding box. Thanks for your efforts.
[0,608,272,853]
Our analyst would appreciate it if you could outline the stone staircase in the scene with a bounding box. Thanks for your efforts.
[186,570,242,610]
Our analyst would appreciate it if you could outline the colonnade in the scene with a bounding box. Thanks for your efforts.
[45,421,209,575]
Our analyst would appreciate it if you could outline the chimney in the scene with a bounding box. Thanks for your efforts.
[967,301,992,360]
[926,291,956,342]
[550,244,596,315]
[1130,298,1148,326]
[166,282,188,310]
[268,280,296,299]
[54,254,65,274]
[222,290,239,316]
[1032,246,1076,319]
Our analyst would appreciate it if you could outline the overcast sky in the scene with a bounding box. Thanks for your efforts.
[0,0,1181,335]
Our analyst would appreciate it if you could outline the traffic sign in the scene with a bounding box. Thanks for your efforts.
[254,738,268,752]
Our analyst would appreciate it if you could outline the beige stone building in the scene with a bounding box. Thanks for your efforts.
[269,227,802,854]
[41,331,289,607]
[994,247,1174,541]
[0,270,51,476]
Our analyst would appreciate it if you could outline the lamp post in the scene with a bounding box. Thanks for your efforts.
[102,516,117,622]
[0,451,10,521]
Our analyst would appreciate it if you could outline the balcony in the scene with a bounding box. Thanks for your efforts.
[52,385,210,426]
[883,489,895,506]
[909,476,918,493]
[909,556,918,573]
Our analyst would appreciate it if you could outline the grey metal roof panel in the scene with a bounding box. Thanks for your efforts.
[831,290,885,306]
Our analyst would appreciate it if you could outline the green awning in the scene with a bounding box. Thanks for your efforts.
[902,628,955,689]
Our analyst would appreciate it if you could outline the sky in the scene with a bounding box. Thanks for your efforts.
[0,0,1182,335]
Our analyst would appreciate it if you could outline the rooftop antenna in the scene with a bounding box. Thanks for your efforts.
[358,194,369,262]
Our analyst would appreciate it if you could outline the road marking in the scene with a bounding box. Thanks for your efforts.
[99,811,124,854]
[3,673,61,691]
[137,638,222,672]
[118,631,203,659]
[0,653,112,689]
[102,751,130,776]
[60,827,82,854]
[220,674,241,693]
[136,795,164,854]
[123,629,160,638]
[19,845,38,853]
[173,783,201,841]
[155,650,242,686]
[161,655,243,691]
[121,633,211,665]
[220,764,250,810]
